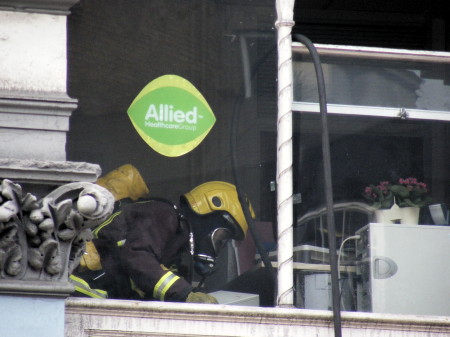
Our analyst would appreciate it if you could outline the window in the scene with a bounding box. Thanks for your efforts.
[66,0,449,318]
[293,43,450,121]
[291,43,450,315]
[67,0,279,307]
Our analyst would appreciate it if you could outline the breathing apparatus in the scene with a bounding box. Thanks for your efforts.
[180,181,254,276]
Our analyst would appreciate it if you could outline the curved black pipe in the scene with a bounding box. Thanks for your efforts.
[293,34,342,337]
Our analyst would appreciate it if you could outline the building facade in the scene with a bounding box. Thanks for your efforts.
[1,1,450,336]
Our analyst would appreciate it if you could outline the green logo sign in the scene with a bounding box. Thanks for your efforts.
[127,75,216,157]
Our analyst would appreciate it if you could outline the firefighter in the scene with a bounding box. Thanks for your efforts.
[71,180,254,304]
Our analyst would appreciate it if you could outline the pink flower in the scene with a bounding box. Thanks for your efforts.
[364,177,431,208]
[376,181,390,194]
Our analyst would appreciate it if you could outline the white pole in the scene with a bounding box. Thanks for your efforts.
[275,0,295,307]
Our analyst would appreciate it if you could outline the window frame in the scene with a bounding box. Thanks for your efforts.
[291,42,450,122]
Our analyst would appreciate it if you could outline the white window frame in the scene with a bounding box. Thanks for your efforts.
[291,42,450,122]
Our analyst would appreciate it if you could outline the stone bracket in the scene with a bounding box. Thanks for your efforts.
[0,178,114,287]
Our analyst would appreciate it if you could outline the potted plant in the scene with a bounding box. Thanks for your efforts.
[389,177,432,208]
[363,177,432,224]
[363,180,394,209]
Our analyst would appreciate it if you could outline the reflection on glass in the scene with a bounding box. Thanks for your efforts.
[293,46,450,112]
[289,45,450,316]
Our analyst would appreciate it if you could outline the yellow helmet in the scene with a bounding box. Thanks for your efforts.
[183,181,255,240]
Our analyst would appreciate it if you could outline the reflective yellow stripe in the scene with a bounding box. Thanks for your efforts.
[69,275,108,299]
[153,271,180,301]
[161,274,179,300]
[117,239,126,247]
[73,285,106,299]
[70,274,90,287]
[93,211,122,238]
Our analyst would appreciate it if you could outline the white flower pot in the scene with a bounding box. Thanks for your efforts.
[375,204,420,224]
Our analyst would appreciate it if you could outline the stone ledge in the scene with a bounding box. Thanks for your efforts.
[0,95,77,132]
[0,280,74,298]
[0,94,77,115]
[0,0,78,15]
[0,159,102,186]
[65,298,450,337]
[0,95,78,161]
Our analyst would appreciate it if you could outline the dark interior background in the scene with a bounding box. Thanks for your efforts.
[67,0,450,227]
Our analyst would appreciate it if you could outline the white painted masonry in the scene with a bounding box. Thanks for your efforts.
[0,11,67,94]
[65,297,450,337]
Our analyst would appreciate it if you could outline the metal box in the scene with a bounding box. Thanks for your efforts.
[356,223,450,316]
[209,290,260,306]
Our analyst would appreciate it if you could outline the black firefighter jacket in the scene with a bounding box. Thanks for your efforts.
[92,199,193,302]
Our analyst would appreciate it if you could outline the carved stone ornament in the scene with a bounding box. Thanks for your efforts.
[0,179,114,282]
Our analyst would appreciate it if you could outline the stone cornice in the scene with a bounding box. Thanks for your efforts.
[0,159,102,185]
[0,280,74,298]
[0,95,77,117]
[0,0,78,15]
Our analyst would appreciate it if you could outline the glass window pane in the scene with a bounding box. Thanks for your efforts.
[67,0,278,307]
[293,44,450,120]
[290,43,449,317]
[65,1,450,318]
